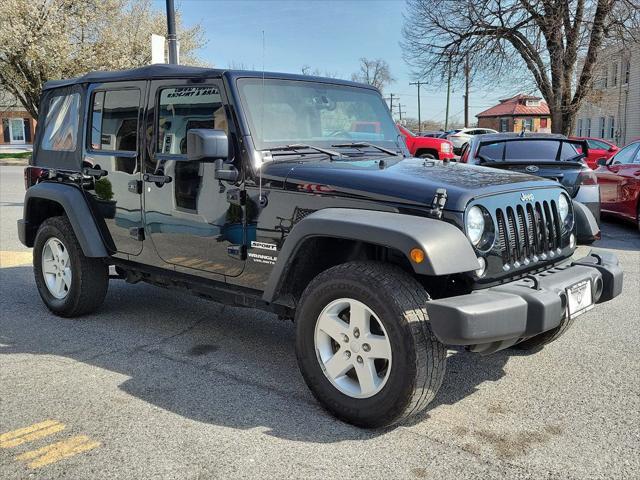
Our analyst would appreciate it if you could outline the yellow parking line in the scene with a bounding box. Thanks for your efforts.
[0,420,65,449]
[15,435,101,469]
[0,250,32,268]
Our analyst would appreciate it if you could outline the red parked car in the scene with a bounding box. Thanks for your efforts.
[594,140,640,230]
[397,124,455,160]
[570,136,619,169]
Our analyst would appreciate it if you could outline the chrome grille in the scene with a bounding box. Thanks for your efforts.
[495,199,561,267]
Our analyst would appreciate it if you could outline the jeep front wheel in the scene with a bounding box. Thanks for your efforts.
[295,261,446,428]
[33,216,109,317]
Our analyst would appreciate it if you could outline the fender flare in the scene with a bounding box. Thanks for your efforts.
[573,200,601,245]
[262,208,480,303]
[22,182,109,257]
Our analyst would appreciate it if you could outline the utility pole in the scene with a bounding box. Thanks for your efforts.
[166,0,178,64]
[409,81,424,133]
[464,55,470,128]
[385,94,395,117]
[444,55,452,130]
[396,104,405,123]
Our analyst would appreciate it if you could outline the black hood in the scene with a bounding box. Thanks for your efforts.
[260,157,562,211]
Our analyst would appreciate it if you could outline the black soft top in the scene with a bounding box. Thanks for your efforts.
[43,64,225,90]
[43,64,372,91]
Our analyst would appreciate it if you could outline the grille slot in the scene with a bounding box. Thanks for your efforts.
[495,199,561,268]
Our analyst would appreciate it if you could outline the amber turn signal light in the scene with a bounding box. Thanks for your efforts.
[410,248,425,264]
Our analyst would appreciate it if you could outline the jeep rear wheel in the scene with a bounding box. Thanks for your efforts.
[34,216,108,317]
[295,261,446,428]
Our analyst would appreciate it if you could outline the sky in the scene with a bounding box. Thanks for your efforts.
[156,0,512,126]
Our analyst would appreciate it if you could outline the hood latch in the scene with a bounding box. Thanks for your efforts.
[427,188,447,219]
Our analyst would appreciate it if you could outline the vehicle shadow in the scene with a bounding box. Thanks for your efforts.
[0,265,512,443]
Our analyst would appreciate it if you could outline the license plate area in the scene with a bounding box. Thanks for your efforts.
[566,280,594,319]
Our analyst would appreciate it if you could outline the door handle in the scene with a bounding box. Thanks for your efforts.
[82,167,108,178]
[143,173,172,185]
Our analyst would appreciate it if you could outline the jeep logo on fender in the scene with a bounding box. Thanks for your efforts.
[520,192,535,202]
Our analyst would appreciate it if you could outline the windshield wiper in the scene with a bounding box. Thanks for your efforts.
[331,142,399,157]
[268,144,343,160]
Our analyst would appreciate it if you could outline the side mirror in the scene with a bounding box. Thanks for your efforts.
[213,158,238,182]
[608,146,617,152]
[596,157,608,167]
[186,129,228,162]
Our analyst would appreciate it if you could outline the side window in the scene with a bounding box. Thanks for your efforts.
[587,139,609,150]
[42,93,80,151]
[155,86,229,212]
[89,89,140,152]
[157,86,228,156]
[612,144,638,165]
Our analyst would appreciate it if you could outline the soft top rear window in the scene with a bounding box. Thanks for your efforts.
[477,139,582,162]
[42,93,80,152]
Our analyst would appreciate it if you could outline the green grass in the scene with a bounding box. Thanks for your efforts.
[0,151,31,159]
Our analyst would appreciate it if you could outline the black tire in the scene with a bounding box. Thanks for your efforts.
[418,152,436,159]
[33,216,108,317]
[295,261,446,428]
[513,314,576,351]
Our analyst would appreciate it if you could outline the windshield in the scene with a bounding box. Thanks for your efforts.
[237,78,399,151]
[477,139,582,162]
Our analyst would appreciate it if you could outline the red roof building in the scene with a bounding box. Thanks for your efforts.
[477,94,551,133]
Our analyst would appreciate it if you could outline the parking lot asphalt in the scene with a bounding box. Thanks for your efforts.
[1,165,639,479]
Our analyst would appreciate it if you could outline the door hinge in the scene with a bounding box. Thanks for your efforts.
[226,189,246,206]
[129,227,145,241]
[128,180,143,194]
[227,244,247,260]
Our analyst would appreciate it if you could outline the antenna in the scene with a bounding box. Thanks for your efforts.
[259,30,265,199]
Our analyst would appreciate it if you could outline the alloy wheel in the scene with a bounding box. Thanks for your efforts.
[314,298,392,398]
[41,237,72,299]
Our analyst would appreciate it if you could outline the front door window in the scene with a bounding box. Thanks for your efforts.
[9,118,25,144]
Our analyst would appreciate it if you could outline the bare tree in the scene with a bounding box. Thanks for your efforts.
[351,58,395,92]
[0,0,205,118]
[402,0,639,134]
[301,65,342,78]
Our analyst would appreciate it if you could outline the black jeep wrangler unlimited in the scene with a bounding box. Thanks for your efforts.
[19,65,622,428]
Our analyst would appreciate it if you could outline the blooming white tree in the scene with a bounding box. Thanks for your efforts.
[0,0,205,118]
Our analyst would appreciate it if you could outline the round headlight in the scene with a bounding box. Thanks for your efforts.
[558,194,570,222]
[466,206,485,245]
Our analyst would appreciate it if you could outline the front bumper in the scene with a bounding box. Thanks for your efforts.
[426,251,622,350]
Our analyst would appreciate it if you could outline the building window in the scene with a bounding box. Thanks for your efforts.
[577,119,583,137]
[612,62,618,86]
[599,117,606,138]
[586,118,591,137]
[499,118,509,132]
[540,118,548,129]
[522,118,533,131]
[624,60,630,85]
[608,116,615,139]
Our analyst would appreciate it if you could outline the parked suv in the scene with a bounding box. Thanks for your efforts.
[459,133,602,229]
[448,127,498,154]
[19,65,622,428]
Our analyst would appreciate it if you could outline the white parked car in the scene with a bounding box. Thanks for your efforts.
[448,127,498,153]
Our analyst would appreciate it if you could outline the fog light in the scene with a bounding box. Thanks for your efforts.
[475,256,486,277]
[410,248,425,264]
[569,233,576,249]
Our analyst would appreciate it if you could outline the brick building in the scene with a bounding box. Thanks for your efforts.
[477,94,552,133]
[0,90,36,147]
[574,43,639,146]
